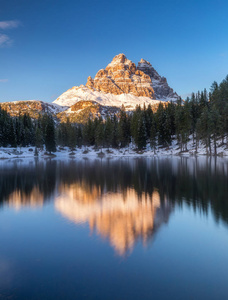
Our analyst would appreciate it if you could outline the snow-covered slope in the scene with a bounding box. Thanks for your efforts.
[53,85,161,110]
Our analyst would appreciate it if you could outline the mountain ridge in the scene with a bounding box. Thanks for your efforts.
[1,54,180,122]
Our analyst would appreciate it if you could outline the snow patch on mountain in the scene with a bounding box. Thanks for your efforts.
[53,85,161,110]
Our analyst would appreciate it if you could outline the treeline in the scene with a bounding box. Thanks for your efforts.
[1,75,228,154]
[0,111,56,152]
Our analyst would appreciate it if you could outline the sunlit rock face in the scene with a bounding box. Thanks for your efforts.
[86,54,155,98]
[55,185,172,255]
[0,100,63,118]
[6,187,44,210]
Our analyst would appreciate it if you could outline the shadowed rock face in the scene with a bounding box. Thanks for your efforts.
[137,59,179,100]
[86,54,155,98]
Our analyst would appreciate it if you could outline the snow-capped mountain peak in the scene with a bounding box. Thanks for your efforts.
[53,53,179,109]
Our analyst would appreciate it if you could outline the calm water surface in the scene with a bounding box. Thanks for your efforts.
[0,157,228,300]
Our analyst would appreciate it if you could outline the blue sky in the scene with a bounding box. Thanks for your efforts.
[0,0,228,102]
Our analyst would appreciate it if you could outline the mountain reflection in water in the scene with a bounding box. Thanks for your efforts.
[6,187,44,210]
[0,157,228,255]
[55,186,171,255]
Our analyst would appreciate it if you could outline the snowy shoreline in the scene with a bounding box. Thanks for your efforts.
[1,139,228,160]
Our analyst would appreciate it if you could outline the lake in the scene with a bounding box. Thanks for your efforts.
[0,157,228,300]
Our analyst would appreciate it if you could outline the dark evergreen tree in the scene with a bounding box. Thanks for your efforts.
[35,115,44,149]
[104,116,113,149]
[8,119,17,147]
[44,114,56,153]
[136,113,147,150]
[209,105,221,155]
[68,125,77,151]
[76,126,83,148]
[111,114,119,148]
[145,104,153,139]
[198,107,211,154]
[118,105,130,147]
[156,103,168,146]
[150,116,157,154]
[95,120,104,149]
[130,105,141,144]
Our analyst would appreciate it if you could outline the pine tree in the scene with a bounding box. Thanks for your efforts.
[209,105,221,155]
[15,115,24,146]
[145,104,153,139]
[111,115,119,148]
[76,126,83,148]
[175,101,191,151]
[156,103,167,146]
[95,120,104,150]
[150,117,157,154]
[22,113,35,146]
[199,107,211,154]
[44,114,56,153]
[136,113,147,150]
[189,94,200,145]
[8,119,17,147]
[104,116,113,149]
[130,105,141,146]
[35,118,44,149]
[68,124,77,151]
[83,118,95,146]
[118,105,130,148]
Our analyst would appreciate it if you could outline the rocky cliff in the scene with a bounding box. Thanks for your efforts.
[54,53,179,109]
[137,59,179,100]
[0,100,63,118]
[86,54,155,98]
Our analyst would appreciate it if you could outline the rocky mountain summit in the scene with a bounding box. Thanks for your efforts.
[85,54,154,98]
[53,53,179,109]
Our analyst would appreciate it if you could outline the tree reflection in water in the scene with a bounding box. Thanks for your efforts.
[0,157,228,254]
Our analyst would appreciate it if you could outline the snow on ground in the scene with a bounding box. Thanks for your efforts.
[1,137,228,160]
[53,85,162,109]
